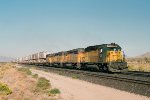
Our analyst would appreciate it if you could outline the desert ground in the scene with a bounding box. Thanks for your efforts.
[30,68,149,100]
[0,63,60,100]
[0,63,149,100]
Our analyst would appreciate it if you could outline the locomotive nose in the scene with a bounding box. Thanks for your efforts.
[110,62,127,70]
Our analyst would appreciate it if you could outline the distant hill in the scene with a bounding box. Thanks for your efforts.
[136,52,150,58]
[0,56,15,62]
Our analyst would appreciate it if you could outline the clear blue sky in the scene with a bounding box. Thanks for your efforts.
[0,0,150,58]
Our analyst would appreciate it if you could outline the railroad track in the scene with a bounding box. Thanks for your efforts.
[121,71,150,77]
[32,65,150,86]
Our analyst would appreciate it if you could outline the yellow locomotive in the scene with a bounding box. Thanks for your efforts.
[46,43,127,72]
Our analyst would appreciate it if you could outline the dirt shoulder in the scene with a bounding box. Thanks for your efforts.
[0,63,60,100]
[30,67,149,100]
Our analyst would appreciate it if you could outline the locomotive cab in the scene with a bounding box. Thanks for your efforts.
[105,43,127,72]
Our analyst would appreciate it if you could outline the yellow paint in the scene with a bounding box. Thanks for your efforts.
[60,55,65,63]
[63,54,78,63]
[84,50,99,63]
[47,52,85,63]
[46,56,52,63]
[77,52,85,63]
[106,51,124,62]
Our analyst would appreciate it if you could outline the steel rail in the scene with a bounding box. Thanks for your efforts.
[34,65,150,86]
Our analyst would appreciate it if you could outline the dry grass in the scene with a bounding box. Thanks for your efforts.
[0,63,15,79]
[0,63,60,100]
[127,58,150,72]
[32,74,38,79]
[35,77,51,92]
[128,63,150,72]
[48,88,60,95]
[18,67,32,75]
[72,75,80,79]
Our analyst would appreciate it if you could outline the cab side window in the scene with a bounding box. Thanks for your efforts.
[100,49,103,58]
[100,49,103,53]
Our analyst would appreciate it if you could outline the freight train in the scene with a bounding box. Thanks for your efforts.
[17,43,128,72]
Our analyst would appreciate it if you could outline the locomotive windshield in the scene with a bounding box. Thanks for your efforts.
[107,44,121,51]
[108,47,121,51]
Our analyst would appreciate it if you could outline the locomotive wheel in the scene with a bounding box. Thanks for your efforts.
[98,65,103,71]
[103,65,109,72]
[60,63,63,67]
[72,64,77,69]
[95,65,100,71]
[77,63,82,69]
[49,63,51,67]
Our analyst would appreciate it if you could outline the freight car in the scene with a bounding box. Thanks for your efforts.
[46,43,127,72]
